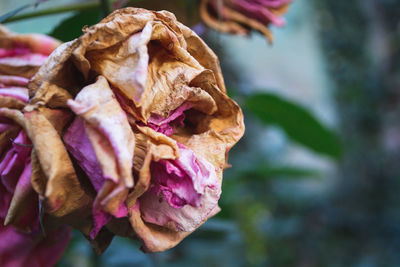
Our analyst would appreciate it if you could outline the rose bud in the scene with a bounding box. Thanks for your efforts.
[0,25,70,265]
[200,0,291,43]
[27,7,244,253]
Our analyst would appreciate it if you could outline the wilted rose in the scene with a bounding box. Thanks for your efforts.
[0,25,70,266]
[200,0,291,43]
[26,7,244,253]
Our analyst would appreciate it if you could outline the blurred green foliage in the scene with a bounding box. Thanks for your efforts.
[0,0,48,23]
[49,9,101,42]
[246,92,341,158]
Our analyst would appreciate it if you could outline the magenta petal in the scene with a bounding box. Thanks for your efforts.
[0,184,12,219]
[11,161,38,230]
[12,130,31,159]
[0,222,71,267]
[90,200,127,239]
[149,161,201,208]
[1,131,32,193]
[146,102,192,136]
[140,144,221,231]
[1,153,20,192]
[114,202,128,218]
[90,209,111,239]
[25,226,71,267]
[64,118,105,191]
[0,123,13,132]
[0,223,34,266]
[65,118,130,238]
[147,144,218,208]
[230,0,286,26]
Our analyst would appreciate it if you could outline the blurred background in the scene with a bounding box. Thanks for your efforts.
[2,0,400,266]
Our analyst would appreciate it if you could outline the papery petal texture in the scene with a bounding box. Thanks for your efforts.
[140,144,221,232]
[27,8,244,253]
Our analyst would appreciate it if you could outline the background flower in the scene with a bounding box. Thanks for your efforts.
[0,25,69,267]
[200,0,291,43]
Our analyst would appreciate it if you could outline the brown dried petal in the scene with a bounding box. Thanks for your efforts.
[24,108,92,220]
[200,0,291,43]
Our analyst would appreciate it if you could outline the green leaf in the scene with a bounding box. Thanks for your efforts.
[239,166,322,180]
[245,92,341,158]
[48,9,101,42]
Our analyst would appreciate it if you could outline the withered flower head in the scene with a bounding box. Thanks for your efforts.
[200,0,291,43]
[26,7,244,253]
[0,25,69,266]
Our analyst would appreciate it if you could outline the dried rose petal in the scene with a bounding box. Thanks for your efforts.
[143,103,193,136]
[200,0,291,43]
[28,7,244,253]
[140,144,221,232]
[0,25,70,266]
[0,25,61,230]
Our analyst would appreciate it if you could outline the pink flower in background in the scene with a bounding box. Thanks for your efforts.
[0,25,69,266]
[200,0,292,43]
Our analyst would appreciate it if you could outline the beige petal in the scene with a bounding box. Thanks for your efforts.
[67,76,135,217]
[68,75,135,185]
[24,108,91,217]
[128,202,191,253]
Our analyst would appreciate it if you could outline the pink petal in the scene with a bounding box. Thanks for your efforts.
[0,48,31,58]
[0,131,32,193]
[0,123,12,132]
[146,102,192,136]
[140,144,221,231]
[0,184,12,219]
[0,222,70,267]
[67,76,135,187]
[10,161,38,230]
[90,209,111,239]
[229,0,286,26]
[64,118,104,192]
[24,34,61,56]
[0,53,48,68]
[0,87,29,102]
[0,75,29,87]
[140,186,220,232]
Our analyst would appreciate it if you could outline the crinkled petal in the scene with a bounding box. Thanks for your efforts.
[24,108,93,232]
[140,145,220,231]
[67,76,135,188]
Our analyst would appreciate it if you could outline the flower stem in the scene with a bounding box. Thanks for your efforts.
[3,1,100,23]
